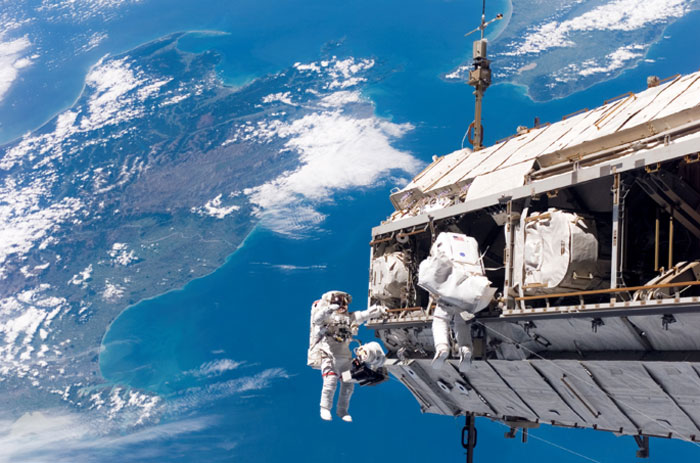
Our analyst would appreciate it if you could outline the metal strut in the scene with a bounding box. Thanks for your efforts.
[633,435,650,459]
[464,0,502,151]
[462,414,477,463]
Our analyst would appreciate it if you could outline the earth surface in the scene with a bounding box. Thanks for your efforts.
[1,0,700,462]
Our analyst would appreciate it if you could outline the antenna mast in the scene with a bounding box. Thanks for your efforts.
[465,0,502,151]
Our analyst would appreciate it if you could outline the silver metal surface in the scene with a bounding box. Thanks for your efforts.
[534,360,637,433]
[488,360,581,423]
[373,133,700,236]
[388,358,700,439]
[584,361,699,438]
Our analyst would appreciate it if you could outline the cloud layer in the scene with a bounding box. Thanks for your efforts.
[246,109,419,234]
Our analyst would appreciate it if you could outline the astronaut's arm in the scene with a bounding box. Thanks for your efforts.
[351,304,387,325]
[312,304,340,325]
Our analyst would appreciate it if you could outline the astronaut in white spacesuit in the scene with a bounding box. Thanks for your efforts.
[309,291,385,422]
[417,232,495,373]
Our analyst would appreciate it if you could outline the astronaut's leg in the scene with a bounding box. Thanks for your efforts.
[319,355,337,420]
[336,382,355,422]
[453,318,474,373]
[431,304,452,369]
[334,356,354,422]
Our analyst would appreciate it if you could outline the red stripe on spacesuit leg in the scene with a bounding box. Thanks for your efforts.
[322,372,337,377]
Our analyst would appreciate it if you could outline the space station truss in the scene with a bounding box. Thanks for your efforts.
[366,70,700,445]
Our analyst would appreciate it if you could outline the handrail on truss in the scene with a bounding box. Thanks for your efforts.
[514,279,700,302]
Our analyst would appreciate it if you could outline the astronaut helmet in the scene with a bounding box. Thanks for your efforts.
[323,290,351,310]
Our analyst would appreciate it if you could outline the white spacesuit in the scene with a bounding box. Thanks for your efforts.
[417,232,495,372]
[308,291,385,422]
[431,300,474,371]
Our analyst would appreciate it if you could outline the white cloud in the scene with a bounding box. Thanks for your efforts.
[0,175,83,277]
[293,57,375,89]
[160,92,190,107]
[246,111,420,234]
[166,368,290,418]
[190,359,243,378]
[549,43,649,83]
[80,57,170,132]
[1,110,79,170]
[327,57,375,89]
[219,56,422,235]
[0,285,70,376]
[254,262,328,272]
[444,64,470,80]
[262,91,294,105]
[102,280,125,302]
[1,57,169,171]
[69,264,93,285]
[578,43,646,76]
[80,31,108,52]
[0,34,32,103]
[107,243,137,266]
[191,194,240,219]
[0,410,212,463]
[200,368,290,396]
[293,61,323,73]
[1,306,45,347]
[506,0,692,56]
[318,90,362,107]
[38,0,145,22]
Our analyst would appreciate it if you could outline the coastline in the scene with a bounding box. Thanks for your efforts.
[97,220,264,383]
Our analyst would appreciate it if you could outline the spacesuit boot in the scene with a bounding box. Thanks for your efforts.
[458,346,472,373]
[432,344,449,369]
[453,317,473,373]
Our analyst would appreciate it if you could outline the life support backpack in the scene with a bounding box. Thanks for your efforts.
[307,290,352,369]
[307,300,324,369]
[418,232,494,313]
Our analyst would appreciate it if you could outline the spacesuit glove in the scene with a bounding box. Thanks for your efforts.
[352,306,382,325]
[368,304,387,318]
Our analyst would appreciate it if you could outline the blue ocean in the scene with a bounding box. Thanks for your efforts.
[100,7,700,462]
[2,0,700,461]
